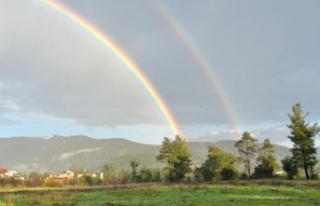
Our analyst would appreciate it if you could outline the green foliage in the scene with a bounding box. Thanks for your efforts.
[235,131,258,177]
[156,135,192,182]
[136,166,162,182]
[310,173,319,180]
[281,156,298,180]
[287,103,320,180]
[151,168,162,182]
[26,171,42,187]
[220,167,239,180]
[239,172,248,179]
[137,165,153,182]
[254,138,280,178]
[2,183,320,206]
[102,163,117,184]
[130,159,140,183]
[83,175,94,186]
[200,146,241,181]
[118,168,130,184]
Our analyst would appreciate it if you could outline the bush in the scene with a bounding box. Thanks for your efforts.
[220,167,238,180]
[310,173,319,180]
[253,164,274,179]
[239,172,248,179]
[281,156,298,180]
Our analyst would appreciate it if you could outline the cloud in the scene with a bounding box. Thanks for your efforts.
[187,123,292,146]
[188,129,243,143]
[253,124,291,145]
[0,1,167,127]
[59,148,102,161]
[1,0,320,133]
[0,118,20,126]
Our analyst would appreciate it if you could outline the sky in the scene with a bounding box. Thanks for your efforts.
[1,0,320,146]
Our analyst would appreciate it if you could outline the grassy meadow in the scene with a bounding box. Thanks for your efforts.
[0,181,319,206]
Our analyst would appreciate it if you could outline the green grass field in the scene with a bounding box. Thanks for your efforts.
[0,181,319,206]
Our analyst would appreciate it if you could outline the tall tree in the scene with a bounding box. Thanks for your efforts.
[130,159,140,183]
[287,103,320,180]
[156,135,192,182]
[235,131,258,177]
[200,146,241,181]
[254,138,279,178]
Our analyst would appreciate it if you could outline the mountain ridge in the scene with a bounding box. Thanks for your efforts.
[0,135,318,173]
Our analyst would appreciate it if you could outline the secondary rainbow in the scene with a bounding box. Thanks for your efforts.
[41,0,181,135]
[149,1,239,128]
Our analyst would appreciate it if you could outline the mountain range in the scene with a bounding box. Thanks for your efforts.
[0,135,318,173]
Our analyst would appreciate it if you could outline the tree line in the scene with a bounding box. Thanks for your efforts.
[154,103,319,182]
[0,103,317,187]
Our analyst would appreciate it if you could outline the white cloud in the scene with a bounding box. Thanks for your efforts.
[187,129,243,143]
[186,123,292,146]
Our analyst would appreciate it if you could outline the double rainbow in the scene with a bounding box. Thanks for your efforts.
[149,1,238,128]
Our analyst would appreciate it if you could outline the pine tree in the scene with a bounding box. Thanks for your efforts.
[200,146,241,181]
[156,135,192,182]
[130,159,140,183]
[287,103,320,180]
[235,131,258,177]
[255,138,279,178]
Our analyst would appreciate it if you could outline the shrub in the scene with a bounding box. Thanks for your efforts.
[310,173,319,180]
[239,172,248,179]
[220,167,238,180]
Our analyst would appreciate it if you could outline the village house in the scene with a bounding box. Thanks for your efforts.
[0,168,7,178]
[5,170,18,177]
[48,170,75,181]
[77,171,103,179]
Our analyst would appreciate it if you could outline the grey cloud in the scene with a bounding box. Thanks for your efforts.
[1,0,320,130]
[0,1,168,126]
[0,118,20,126]
[254,124,290,145]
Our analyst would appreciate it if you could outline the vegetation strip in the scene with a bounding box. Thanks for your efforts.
[0,182,319,206]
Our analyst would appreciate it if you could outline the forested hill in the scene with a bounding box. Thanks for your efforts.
[0,135,315,173]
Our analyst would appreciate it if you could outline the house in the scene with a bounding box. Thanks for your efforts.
[48,170,74,181]
[0,168,8,178]
[77,171,103,179]
[5,170,18,177]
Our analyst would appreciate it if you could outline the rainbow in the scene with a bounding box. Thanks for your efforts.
[148,1,238,128]
[40,0,181,135]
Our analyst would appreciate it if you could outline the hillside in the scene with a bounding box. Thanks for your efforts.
[0,135,316,173]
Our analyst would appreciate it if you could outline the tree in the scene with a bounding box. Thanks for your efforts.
[137,166,153,183]
[151,168,162,182]
[27,171,42,187]
[102,163,117,184]
[235,131,258,178]
[118,168,130,184]
[254,138,279,178]
[130,159,140,183]
[287,103,320,180]
[281,156,298,180]
[83,175,94,186]
[220,167,239,181]
[156,135,192,182]
[200,146,241,181]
